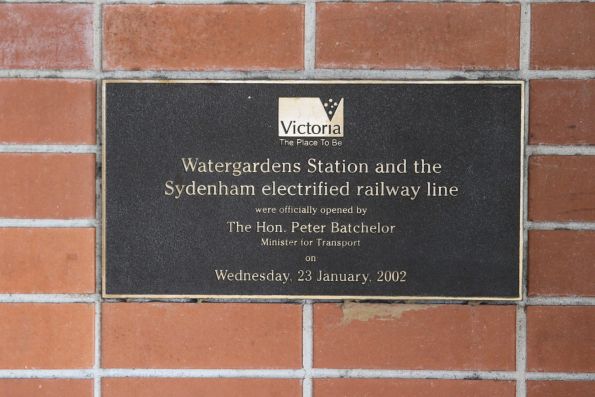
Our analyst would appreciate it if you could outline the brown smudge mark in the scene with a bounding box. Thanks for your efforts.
[340,302,440,324]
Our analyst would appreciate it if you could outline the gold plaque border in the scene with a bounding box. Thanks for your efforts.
[102,80,524,301]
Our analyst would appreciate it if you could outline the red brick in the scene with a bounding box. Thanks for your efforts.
[103,378,301,397]
[0,154,95,219]
[313,303,516,370]
[0,228,95,294]
[0,379,92,397]
[529,156,595,222]
[531,4,595,70]
[0,79,96,145]
[0,4,93,69]
[314,379,515,397]
[102,303,301,368]
[529,231,595,297]
[530,80,595,145]
[0,303,94,369]
[527,306,595,372]
[528,381,595,397]
[316,3,519,70]
[103,5,303,71]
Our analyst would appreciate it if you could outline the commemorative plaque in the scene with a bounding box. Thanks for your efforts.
[102,81,523,300]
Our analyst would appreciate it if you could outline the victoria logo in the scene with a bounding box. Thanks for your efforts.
[278,97,344,137]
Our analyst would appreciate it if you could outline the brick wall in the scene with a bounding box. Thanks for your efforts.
[0,1,593,397]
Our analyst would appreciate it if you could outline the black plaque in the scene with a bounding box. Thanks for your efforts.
[102,80,523,300]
